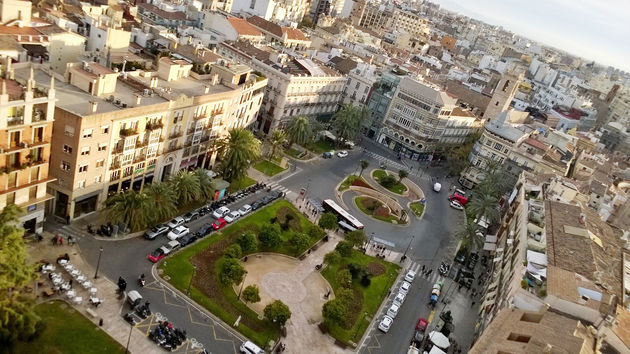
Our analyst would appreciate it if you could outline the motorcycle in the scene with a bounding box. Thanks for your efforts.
[438,262,450,276]
[138,274,146,287]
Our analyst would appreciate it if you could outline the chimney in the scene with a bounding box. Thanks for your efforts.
[150,77,158,88]
[89,101,98,113]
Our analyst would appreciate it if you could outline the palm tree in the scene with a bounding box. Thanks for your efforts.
[169,170,201,205]
[332,104,360,145]
[104,190,154,231]
[268,129,287,159]
[286,116,311,149]
[193,168,215,201]
[467,192,500,225]
[145,182,177,222]
[218,128,261,182]
[455,220,482,251]
[359,159,369,176]
[398,169,409,182]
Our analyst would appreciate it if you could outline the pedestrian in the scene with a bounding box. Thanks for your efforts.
[426,269,433,277]
[66,215,70,225]
[52,235,57,246]
[421,264,426,273]
[58,236,63,246]
[387,289,391,296]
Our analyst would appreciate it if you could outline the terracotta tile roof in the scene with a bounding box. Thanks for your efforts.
[329,56,357,75]
[246,16,282,38]
[173,44,221,64]
[138,3,187,21]
[281,27,308,41]
[0,78,24,100]
[524,137,549,151]
[0,25,43,36]
[226,17,262,37]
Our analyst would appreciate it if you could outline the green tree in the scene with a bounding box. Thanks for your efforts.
[379,174,397,189]
[104,190,154,231]
[224,244,243,259]
[322,299,347,326]
[323,250,341,265]
[193,168,215,201]
[218,257,246,285]
[332,104,372,144]
[0,204,40,343]
[288,232,310,255]
[264,300,291,326]
[242,285,261,304]
[145,182,177,223]
[236,231,259,253]
[169,170,201,205]
[218,128,261,182]
[258,224,281,249]
[445,133,479,175]
[286,116,312,149]
[318,212,338,230]
[455,220,483,251]
[398,169,409,183]
[268,129,287,160]
[336,288,355,305]
[299,16,313,28]
[338,269,352,288]
[345,230,366,247]
[359,159,369,177]
[335,240,353,257]
[308,225,326,240]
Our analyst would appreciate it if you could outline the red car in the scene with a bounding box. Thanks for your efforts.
[416,318,428,332]
[448,189,468,205]
[147,248,166,263]
[212,218,227,230]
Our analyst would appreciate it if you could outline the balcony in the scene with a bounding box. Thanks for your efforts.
[168,131,182,140]
[7,117,24,126]
[112,145,124,154]
[110,160,121,169]
[145,121,164,131]
[163,144,181,154]
[119,128,138,137]
[32,109,47,123]
[133,154,146,163]
[136,139,148,148]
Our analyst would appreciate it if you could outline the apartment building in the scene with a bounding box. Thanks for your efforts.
[245,16,311,49]
[390,8,430,38]
[0,60,55,234]
[218,41,345,134]
[366,69,405,138]
[378,76,457,159]
[15,59,266,220]
[439,107,482,145]
[231,0,310,24]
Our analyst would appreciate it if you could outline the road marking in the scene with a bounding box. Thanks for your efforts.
[428,310,436,323]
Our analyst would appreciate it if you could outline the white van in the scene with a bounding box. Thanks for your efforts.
[240,340,264,354]
[433,182,442,192]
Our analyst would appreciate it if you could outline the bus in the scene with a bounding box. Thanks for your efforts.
[322,199,364,230]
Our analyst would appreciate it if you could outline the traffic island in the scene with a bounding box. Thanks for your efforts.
[371,169,408,195]
[354,195,408,225]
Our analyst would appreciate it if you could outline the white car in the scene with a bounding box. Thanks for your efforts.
[337,150,348,158]
[240,340,264,354]
[166,216,185,229]
[160,240,181,255]
[404,270,416,283]
[450,200,464,211]
[238,204,252,215]
[167,225,189,240]
[433,182,442,192]
[212,206,230,219]
[400,281,411,295]
[378,315,394,333]
[224,211,241,223]
[386,303,400,319]
[393,292,406,307]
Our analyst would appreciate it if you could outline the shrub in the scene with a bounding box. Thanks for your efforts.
[347,263,364,279]
[521,279,529,289]
[242,285,261,304]
[288,232,310,255]
[258,223,281,249]
[345,230,366,246]
[380,175,397,188]
[338,269,352,288]
[224,244,242,259]
[335,241,353,257]
[236,231,259,253]
[360,273,372,287]
[318,212,338,230]
[322,299,347,326]
[264,300,291,326]
[324,251,341,265]
[218,257,246,285]
[308,225,326,240]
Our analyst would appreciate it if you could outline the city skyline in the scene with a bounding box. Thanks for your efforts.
[433,0,630,73]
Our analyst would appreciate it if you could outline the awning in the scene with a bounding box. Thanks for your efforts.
[483,242,497,251]
[309,199,325,212]
[526,250,547,266]
[485,235,497,243]
[428,331,450,349]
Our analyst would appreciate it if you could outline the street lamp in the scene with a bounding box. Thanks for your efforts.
[237,271,249,300]
[94,246,103,279]
[402,234,415,261]
[186,265,197,295]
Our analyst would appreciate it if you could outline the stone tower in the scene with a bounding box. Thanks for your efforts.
[484,71,522,121]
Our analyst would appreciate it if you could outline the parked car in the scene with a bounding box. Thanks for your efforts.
[448,189,468,205]
[337,150,348,158]
[212,206,230,219]
[238,204,252,215]
[166,217,185,229]
[251,200,263,210]
[415,317,428,332]
[393,292,406,307]
[183,210,199,222]
[449,200,464,211]
[178,234,194,246]
[160,240,180,255]
[145,225,169,240]
[322,151,333,159]
[224,211,241,223]
[378,316,394,333]
[404,270,416,283]
[195,223,213,237]
[386,303,400,319]
[212,218,227,230]
[240,340,264,354]
[433,182,442,192]
[400,281,411,295]
[147,248,166,263]
[167,226,189,240]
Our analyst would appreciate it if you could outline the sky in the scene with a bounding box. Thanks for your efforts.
[431,0,630,72]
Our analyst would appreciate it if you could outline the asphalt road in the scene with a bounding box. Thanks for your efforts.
[74,139,468,354]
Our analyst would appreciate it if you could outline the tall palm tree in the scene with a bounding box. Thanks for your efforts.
[332,104,360,144]
[169,170,201,205]
[455,220,482,251]
[286,116,311,149]
[359,159,369,176]
[467,192,500,225]
[145,182,177,222]
[218,128,261,182]
[268,129,287,159]
[104,190,154,231]
[193,168,215,201]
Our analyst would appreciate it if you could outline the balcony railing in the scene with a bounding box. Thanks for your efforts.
[163,144,181,153]
[7,117,24,126]
[136,140,148,148]
[110,160,121,169]
[32,110,47,122]
[169,131,182,139]
[133,154,146,163]
[145,121,164,131]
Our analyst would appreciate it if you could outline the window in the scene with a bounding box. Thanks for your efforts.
[6,192,15,205]
[507,333,530,343]
[96,159,105,168]
[494,142,503,151]
[485,139,492,146]
[101,125,109,134]
[61,161,70,171]
[79,164,88,173]
[98,143,107,152]
[81,147,90,156]
[95,175,102,183]
[63,144,73,154]
[64,125,75,137]
[78,180,86,188]
[29,186,37,199]
[82,129,93,138]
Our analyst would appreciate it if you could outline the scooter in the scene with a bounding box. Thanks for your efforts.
[138,274,145,287]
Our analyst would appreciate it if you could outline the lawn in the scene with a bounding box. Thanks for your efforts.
[410,201,425,217]
[228,175,256,193]
[160,199,322,347]
[285,147,310,160]
[8,301,125,354]
[372,169,407,195]
[254,160,286,177]
[321,250,400,346]
[307,139,335,154]
[354,196,406,224]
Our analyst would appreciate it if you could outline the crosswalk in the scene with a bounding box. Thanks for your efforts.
[266,181,294,197]
[363,151,434,182]
[407,262,441,284]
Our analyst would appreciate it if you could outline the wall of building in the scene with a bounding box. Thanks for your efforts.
[49,32,87,75]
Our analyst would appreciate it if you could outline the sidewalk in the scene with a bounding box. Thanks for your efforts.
[27,232,156,354]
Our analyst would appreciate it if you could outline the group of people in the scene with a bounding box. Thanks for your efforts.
[51,234,76,246]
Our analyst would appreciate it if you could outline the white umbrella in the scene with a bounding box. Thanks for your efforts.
[428,346,447,354]
[428,331,450,349]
